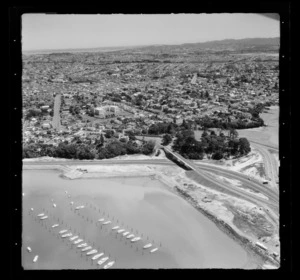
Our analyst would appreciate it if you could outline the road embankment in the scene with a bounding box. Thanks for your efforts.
[174,185,280,268]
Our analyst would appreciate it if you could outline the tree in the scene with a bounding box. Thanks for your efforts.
[228,128,238,140]
[238,138,251,155]
[162,134,172,146]
[212,151,224,160]
[141,141,155,155]
[201,130,209,138]
[105,130,114,138]
[76,145,95,159]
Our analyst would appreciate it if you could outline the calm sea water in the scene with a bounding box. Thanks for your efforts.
[22,170,255,269]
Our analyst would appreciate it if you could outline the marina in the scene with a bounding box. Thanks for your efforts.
[22,170,253,269]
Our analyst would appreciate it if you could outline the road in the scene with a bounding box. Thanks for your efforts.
[162,147,278,225]
[23,158,278,205]
[23,153,279,225]
[52,93,61,130]
[251,143,279,190]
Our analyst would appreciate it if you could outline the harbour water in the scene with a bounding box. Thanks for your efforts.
[22,169,255,269]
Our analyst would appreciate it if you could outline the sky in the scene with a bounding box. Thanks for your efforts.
[22,13,280,51]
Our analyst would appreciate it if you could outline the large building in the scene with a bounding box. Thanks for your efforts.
[94,105,119,118]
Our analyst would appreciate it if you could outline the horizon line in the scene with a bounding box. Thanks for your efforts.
[22,36,280,53]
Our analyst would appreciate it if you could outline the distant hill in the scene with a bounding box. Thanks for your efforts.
[23,37,279,55]
[135,37,280,53]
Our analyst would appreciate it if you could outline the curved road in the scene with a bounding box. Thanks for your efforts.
[251,143,279,191]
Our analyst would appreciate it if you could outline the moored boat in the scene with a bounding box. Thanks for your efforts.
[103,261,115,269]
[92,253,104,260]
[52,224,59,228]
[126,234,135,239]
[27,247,32,252]
[143,243,152,249]
[97,257,109,266]
[123,231,130,236]
[70,235,79,241]
[59,229,68,234]
[86,249,98,255]
[74,239,83,244]
[117,229,125,233]
[150,248,158,253]
[77,242,87,248]
[98,218,105,222]
[37,213,45,217]
[103,221,111,225]
[33,255,39,262]
[82,246,92,252]
[112,226,120,230]
[131,237,141,242]
[61,233,72,238]
[40,215,48,220]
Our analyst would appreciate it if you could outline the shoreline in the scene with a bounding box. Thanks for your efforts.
[174,187,279,269]
[23,163,279,269]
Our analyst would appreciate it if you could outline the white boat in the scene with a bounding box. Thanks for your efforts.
[131,237,141,242]
[103,221,111,225]
[23,193,25,196]
[53,203,56,208]
[75,205,85,210]
[97,257,109,266]
[122,231,130,236]
[103,261,115,269]
[112,226,120,230]
[143,243,152,249]
[70,235,79,241]
[126,234,135,239]
[37,213,45,217]
[82,246,92,252]
[150,248,158,253]
[117,229,125,233]
[27,247,32,252]
[52,224,59,228]
[30,208,34,211]
[70,201,74,205]
[92,253,104,260]
[65,191,68,194]
[61,233,72,238]
[40,216,48,220]
[98,218,105,222]
[33,255,39,263]
[86,249,98,255]
[74,239,83,244]
[77,243,87,248]
[59,229,68,234]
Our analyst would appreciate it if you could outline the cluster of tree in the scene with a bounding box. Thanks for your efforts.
[25,108,44,120]
[23,139,156,160]
[172,128,251,160]
[69,105,81,115]
[197,115,264,130]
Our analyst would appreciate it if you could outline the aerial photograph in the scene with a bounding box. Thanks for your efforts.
[21,13,280,269]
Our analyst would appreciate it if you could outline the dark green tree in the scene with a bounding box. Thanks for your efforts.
[162,134,172,146]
